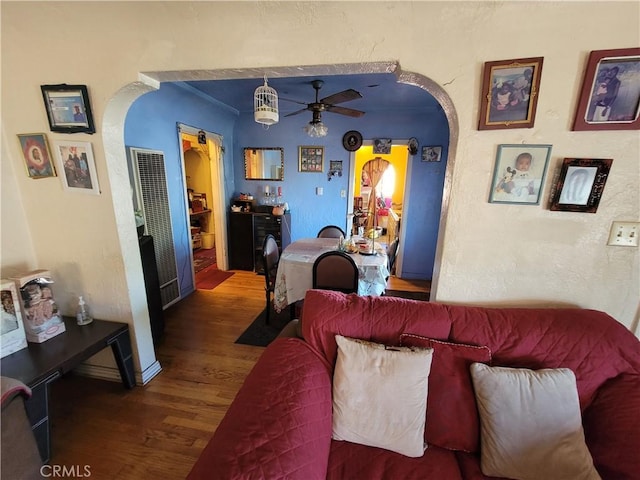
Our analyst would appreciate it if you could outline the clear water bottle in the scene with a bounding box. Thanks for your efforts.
[76,296,93,325]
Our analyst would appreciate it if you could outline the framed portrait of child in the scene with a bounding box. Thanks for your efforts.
[489,144,552,205]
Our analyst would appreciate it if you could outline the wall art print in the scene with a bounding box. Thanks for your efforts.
[572,48,640,131]
[17,133,56,179]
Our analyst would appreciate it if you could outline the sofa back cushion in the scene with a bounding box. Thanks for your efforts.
[399,335,491,453]
[445,305,640,409]
[583,373,640,479]
[301,290,452,368]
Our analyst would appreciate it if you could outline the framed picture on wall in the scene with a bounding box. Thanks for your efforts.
[41,84,95,134]
[572,48,640,131]
[373,138,392,154]
[549,158,613,213]
[489,144,552,205]
[52,140,101,195]
[299,146,324,172]
[421,146,442,162]
[478,57,544,130]
[17,133,56,179]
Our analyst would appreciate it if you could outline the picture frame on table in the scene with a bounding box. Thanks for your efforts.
[1,280,28,358]
[571,48,640,131]
[41,84,95,134]
[422,146,442,162]
[478,57,544,130]
[299,146,324,172]
[52,140,101,195]
[489,144,552,205]
[17,133,56,179]
[549,158,613,213]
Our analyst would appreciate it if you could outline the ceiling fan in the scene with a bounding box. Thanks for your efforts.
[282,79,365,123]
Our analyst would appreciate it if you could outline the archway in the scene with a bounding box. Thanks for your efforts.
[102,62,458,367]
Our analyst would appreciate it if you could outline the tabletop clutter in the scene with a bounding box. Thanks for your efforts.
[338,235,381,255]
[273,237,389,312]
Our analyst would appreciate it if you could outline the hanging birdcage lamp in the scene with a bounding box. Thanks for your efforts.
[254,75,279,127]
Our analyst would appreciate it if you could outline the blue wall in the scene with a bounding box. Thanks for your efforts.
[125,83,238,298]
[125,82,449,294]
[234,107,449,279]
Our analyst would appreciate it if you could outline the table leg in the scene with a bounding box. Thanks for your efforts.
[108,329,136,389]
[24,372,60,463]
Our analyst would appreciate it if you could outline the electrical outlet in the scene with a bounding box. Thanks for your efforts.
[607,221,639,247]
[316,187,323,196]
[340,189,346,198]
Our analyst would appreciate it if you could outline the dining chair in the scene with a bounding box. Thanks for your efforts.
[312,251,359,294]
[317,225,346,238]
[386,237,399,275]
[261,234,280,325]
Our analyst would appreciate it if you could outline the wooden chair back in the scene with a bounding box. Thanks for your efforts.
[312,251,358,294]
[317,225,346,238]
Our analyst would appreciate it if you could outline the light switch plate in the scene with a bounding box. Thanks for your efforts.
[607,221,639,247]
[316,187,323,196]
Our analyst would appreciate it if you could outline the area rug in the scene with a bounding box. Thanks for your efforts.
[193,248,216,273]
[196,268,234,290]
[386,290,430,302]
[235,306,293,347]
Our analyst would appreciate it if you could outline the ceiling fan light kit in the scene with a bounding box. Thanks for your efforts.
[304,122,328,138]
[254,76,279,126]
[304,110,328,137]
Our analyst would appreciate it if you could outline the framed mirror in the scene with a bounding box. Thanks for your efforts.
[244,147,284,180]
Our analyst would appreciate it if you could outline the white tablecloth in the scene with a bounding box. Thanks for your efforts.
[273,237,389,312]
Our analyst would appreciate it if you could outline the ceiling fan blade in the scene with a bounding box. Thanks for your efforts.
[284,108,308,117]
[325,105,365,118]
[279,97,308,106]
[320,89,362,105]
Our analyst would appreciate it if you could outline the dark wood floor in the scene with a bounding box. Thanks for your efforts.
[49,271,429,479]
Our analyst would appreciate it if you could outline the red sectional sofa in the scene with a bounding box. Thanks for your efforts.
[188,290,640,480]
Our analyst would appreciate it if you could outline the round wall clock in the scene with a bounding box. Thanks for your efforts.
[342,130,363,151]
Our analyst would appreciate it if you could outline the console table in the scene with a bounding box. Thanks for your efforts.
[0,317,135,462]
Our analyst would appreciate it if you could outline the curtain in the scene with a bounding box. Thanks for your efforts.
[362,157,390,230]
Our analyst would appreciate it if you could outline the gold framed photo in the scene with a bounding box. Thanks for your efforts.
[478,57,544,130]
[17,133,56,179]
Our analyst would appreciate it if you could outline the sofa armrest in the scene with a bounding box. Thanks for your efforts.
[188,338,333,480]
[1,376,31,405]
[583,374,640,480]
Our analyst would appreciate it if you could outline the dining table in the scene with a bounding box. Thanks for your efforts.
[273,237,389,312]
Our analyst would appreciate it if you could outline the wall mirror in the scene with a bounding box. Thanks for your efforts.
[244,147,284,180]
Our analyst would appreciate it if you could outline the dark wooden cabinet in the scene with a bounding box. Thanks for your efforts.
[229,213,255,270]
[229,212,290,272]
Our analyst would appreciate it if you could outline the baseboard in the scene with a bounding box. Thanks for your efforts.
[73,360,162,386]
[139,360,163,384]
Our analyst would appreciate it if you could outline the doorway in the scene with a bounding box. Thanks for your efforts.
[349,142,410,278]
[178,124,229,286]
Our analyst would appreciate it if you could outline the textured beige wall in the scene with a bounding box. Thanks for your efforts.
[2,0,638,378]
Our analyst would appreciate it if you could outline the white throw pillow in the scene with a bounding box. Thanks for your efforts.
[470,363,601,480]
[332,335,433,457]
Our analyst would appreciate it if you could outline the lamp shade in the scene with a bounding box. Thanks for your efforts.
[304,121,328,137]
